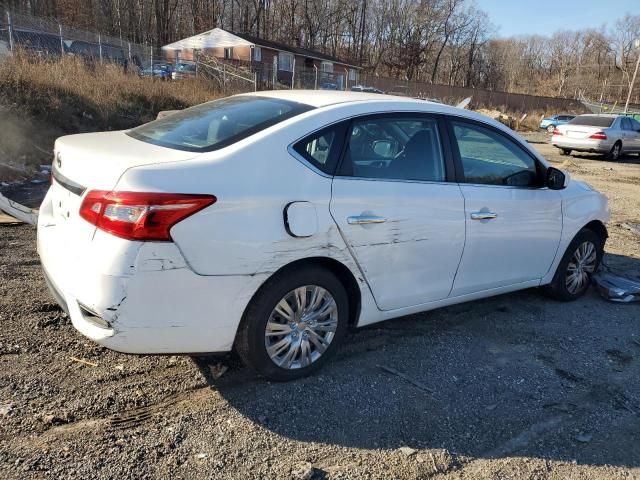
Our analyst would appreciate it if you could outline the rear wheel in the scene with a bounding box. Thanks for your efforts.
[235,266,349,381]
[560,148,572,156]
[547,124,556,133]
[544,229,603,301]
[607,141,622,161]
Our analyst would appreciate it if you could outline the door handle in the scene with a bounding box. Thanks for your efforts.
[470,212,497,220]
[347,215,387,225]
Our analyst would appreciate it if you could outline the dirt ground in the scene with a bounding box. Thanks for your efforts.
[1,132,639,479]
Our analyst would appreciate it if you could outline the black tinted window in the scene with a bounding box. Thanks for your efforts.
[338,116,445,182]
[128,96,313,152]
[568,116,614,127]
[452,122,539,187]
[292,124,346,175]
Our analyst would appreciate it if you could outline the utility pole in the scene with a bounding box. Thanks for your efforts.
[624,39,640,113]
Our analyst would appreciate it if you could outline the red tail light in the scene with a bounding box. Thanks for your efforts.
[79,191,216,241]
[552,128,562,136]
[589,131,607,140]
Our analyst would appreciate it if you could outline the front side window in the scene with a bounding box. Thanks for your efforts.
[278,52,294,71]
[452,122,540,187]
[128,96,313,152]
[338,116,445,182]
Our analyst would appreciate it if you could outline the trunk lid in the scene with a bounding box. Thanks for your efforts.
[54,131,199,191]
[47,131,199,238]
[557,124,608,139]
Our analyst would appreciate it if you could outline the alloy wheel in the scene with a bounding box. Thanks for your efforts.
[565,241,597,294]
[264,285,338,369]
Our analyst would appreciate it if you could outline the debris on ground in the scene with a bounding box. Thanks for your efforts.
[0,192,38,225]
[209,363,228,379]
[69,356,98,367]
[398,446,417,457]
[621,222,640,236]
[379,365,435,394]
[593,269,640,303]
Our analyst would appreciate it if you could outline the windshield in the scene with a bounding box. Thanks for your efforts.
[128,96,313,152]
[568,116,615,128]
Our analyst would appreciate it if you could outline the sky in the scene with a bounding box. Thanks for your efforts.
[476,0,640,37]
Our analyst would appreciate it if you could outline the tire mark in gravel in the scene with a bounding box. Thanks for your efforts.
[31,386,216,445]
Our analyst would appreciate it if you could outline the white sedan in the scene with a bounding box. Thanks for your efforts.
[551,114,640,160]
[38,91,609,381]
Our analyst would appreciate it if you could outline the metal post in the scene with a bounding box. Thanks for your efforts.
[6,11,14,54]
[291,57,295,89]
[150,45,153,78]
[128,42,131,61]
[624,39,640,113]
[313,65,318,90]
[58,23,64,56]
[223,64,226,93]
[254,71,257,92]
[344,67,349,90]
[98,34,103,63]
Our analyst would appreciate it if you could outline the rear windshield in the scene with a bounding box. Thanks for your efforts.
[127,96,313,152]
[568,116,615,127]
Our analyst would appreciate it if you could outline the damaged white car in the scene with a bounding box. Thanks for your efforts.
[38,91,610,381]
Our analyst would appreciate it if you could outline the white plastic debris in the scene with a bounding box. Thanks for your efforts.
[0,193,38,225]
[593,269,640,303]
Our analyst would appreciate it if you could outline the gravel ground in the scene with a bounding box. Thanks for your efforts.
[1,133,640,479]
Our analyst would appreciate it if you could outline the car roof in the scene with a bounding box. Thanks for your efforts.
[240,89,430,108]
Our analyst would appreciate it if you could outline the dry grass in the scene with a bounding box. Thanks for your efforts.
[0,54,221,132]
[0,54,222,180]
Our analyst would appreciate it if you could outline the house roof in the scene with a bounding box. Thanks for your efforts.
[230,31,359,68]
[162,28,359,69]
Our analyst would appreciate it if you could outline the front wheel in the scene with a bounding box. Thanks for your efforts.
[544,229,603,301]
[235,266,349,381]
[560,149,572,156]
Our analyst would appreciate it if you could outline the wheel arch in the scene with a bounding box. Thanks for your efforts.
[243,256,362,329]
[582,219,608,248]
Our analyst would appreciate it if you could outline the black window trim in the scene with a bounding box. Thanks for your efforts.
[444,115,547,189]
[332,112,456,184]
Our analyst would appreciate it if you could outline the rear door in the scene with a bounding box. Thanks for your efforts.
[446,118,563,296]
[328,113,465,311]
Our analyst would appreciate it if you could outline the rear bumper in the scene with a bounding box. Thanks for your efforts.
[551,136,612,153]
[37,189,268,354]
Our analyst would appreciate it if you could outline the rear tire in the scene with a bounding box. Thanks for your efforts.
[607,141,622,161]
[544,229,603,301]
[560,149,572,156]
[547,124,556,133]
[235,265,349,381]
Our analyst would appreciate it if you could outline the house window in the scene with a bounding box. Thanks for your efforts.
[349,68,357,81]
[321,61,334,73]
[253,46,261,62]
[278,52,294,72]
[223,47,233,60]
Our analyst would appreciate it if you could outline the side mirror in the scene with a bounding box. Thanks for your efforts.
[547,167,567,190]
[372,139,396,158]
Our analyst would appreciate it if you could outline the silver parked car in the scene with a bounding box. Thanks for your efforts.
[551,114,640,160]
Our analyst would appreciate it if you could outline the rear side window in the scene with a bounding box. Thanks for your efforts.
[337,116,446,182]
[128,96,313,152]
[452,121,540,187]
[568,116,614,128]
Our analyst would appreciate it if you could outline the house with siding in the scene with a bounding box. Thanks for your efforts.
[162,28,360,89]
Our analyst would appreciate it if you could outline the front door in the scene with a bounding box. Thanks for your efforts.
[446,119,563,296]
[329,114,465,310]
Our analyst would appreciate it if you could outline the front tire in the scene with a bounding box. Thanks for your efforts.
[235,266,349,381]
[560,148,572,156]
[544,229,603,301]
